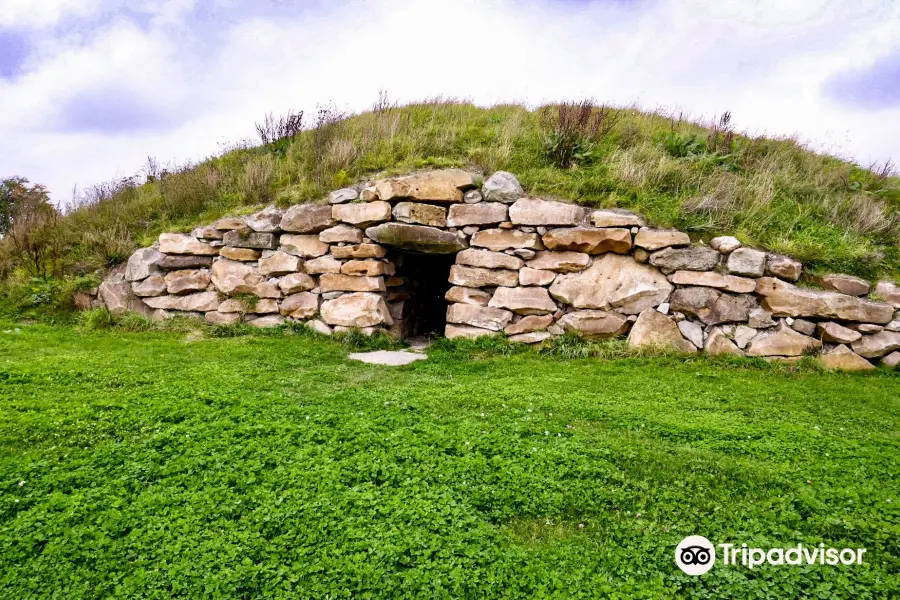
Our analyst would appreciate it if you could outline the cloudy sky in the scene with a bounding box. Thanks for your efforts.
[2,0,899,202]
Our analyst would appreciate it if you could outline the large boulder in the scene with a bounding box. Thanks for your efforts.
[726,247,766,277]
[649,247,719,273]
[488,286,557,315]
[320,292,392,327]
[821,274,870,297]
[259,251,302,277]
[559,310,629,339]
[280,234,330,258]
[333,201,392,227]
[525,251,591,273]
[211,260,263,294]
[627,309,696,353]
[470,229,542,251]
[851,330,900,358]
[446,203,508,227]
[549,254,673,314]
[633,229,689,251]
[365,223,466,254]
[746,322,822,357]
[508,198,585,226]
[446,303,514,331]
[164,269,211,295]
[143,291,220,312]
[245,206,284,232]
[819,345,876,371]
[455,249,523,270]
[222,230,277,250]
[373,169,475,203]
[280,204,335,233]
[158,233,218,255]
[542,227,632,254]
[392,202,447,227]
[755,277,893,323]
[482,171,524,204]
[670,286,757,325]
[125,247,164,281]
[668,270,756,293]
[590,209,644,228]
[98,265,154,317]
[448,265,518,288]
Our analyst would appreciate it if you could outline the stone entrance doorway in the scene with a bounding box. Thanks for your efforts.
[389,250,456,339]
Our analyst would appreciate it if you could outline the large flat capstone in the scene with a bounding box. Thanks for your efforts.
[365,223,466,254]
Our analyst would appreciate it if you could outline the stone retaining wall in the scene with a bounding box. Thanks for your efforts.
[98,169,900,370]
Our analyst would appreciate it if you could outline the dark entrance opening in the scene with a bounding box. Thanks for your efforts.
[389,251,456,339]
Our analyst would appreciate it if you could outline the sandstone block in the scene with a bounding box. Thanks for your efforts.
[214,217,245,230]
[677,320,704,348]
[331,244,387,259]
[456,248,523,270]
[668,270,756,293]
[280,234,329,258]
[259,251,302,276]
[159,255,214,270]
[589,210,644,228]
[245,206,284,232]
[710,236,741,253]
[542,227,631,254]
[821,274,870,296]
[525,251,591,273]
[131,274,167,297]
[765,254,802,281]
[669,286,757,325]
[374,169,475,203]
[341,260,394,276]
[365,223,466,254]
[222,230,277,250]
[144,291,220,312]
[509,198,585,226]
[445,286,492,306]
[446,202,508,228]
[633,229,690,251]
[447,303,514,331]
[482,171,524,204]
[320,292,392,327]
[280,292,320,319]
[319,224,363,244]
[164,269,211,295]
[278,272,316,294]
[470,228,542,251]
[649,247,719,273]
[304,256,343,274]
[819,345,876,371]
[508,331,553,344]
[211,260,263,294]
[445,324,495,340]
[519,267,556,286]
[756,277,893,323]
[704,329,743,356]
[159,233,218,255]
[726,247,767,277]
[627,309,696,353]
[746,322,822,356]
[505,314,554,335]
[333,201,392,227]
[125,247,164,281]
[247,315,285,328]
[560,310,630,339]
[488,286,557,315]
[392,202,447,227]
[875,281,900,308]
[851,330,900,358]
[219,247,261,261]
[319,273,386,293]
[205,311,242,325]
[280,204,335,233]
[448,265,518,288]
[328,188,359,204]
[882,351,900,368]
[549,254,673,314]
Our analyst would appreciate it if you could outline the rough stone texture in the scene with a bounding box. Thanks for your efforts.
[246,206,284,233]
[159,255,214,270]
[670,287,757,325]
[882,351,900,368]
[331,244,387,259]
[509,198,585,226]
[328,188,358,204]
[278,272,316,294]
[627,309,696,353]
[448,265,518,288]
[320,292,392,327]
[144,291,220,312]
[726,247,767,277]
[519,267,556,286]
[875,281,900,308]
[746,323,822,357]
[791,318,816,336]
[481,171,524,204]
[505,314,554,335]
[668,270,756,294]
[559,310,629,339]
[125,247,164,281]
[214,217,245,230]
[211,260,263,294]
[488,286,557,315]
[222,230,277,250]
[705,330,743,356]
[756,277,893,323]
[766,254,802,281]
[259,251,302,277]
[549,254,673,314]
[280,234,330,258]
[710,236,741,253]
[247,315,285,328]
[218,299,248,313]
[99,266,154,317]
[851,330,900,358]
[219,247,261,261]
[590,210,644,228]
[254,280,282,299]
[470,228,542,251]
[446,203,508,227]
[304,256,342,274]
[748,307,776,329]
[132,274,167,297]
[525,251,591,273]
[445,324,494,339]
[447,303,513,331]
[333,201,392,227]
[464,190,483,204]
[374,169,475,203]
[319,274,386,293]
[445,286,491,306]
[280,204,335,233]
[319,225,363,244]
[821,274,870,296]
[733,325,758,349]
[649,247,719,273]
[340,259,393,277]
[819,345,876,371]
[508,331,553,344]
[205,311,242,325]
[542,227,631,254]
[849,323,884,334]
[164,269,210,295]
[307,319,333,335]
[159,233,218,255]
[280,292,319,319]
[677,320,704,348]
[633,229,690,251]
[251,299,279,314]
[456,249,523,270]
[365,223,466,254]
[392,202,447,227]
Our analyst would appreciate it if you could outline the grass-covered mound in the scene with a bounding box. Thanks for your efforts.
[2,100,899,322]
[0,323,897,598]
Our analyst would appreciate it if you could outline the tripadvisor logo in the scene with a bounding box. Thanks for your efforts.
[675,536,866,576]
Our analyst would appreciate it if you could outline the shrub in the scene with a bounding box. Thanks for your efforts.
[539,100,618,168]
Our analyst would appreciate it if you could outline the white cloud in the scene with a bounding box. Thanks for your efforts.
[2,0,899,201]
[0,0,103,28]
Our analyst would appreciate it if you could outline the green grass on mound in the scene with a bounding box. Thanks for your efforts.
[1,323,897,598]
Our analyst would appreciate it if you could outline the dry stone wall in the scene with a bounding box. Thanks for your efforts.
[101,169,900,370]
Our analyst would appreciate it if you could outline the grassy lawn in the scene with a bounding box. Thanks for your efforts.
[1,324,898,598]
